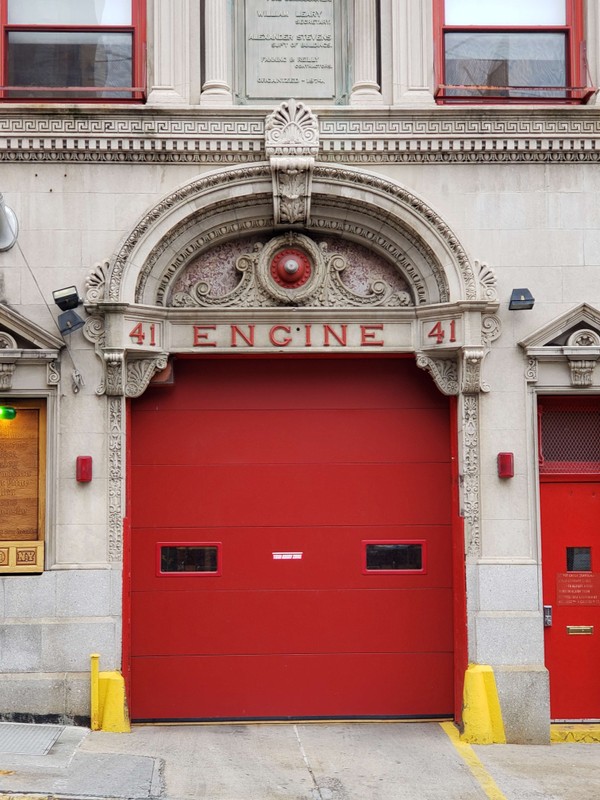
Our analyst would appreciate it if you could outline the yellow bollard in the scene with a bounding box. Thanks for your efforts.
[461,664,506,744]
[89,653,131,733]
[90,653,101,731]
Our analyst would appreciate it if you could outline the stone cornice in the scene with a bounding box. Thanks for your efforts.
[0,106,599,164]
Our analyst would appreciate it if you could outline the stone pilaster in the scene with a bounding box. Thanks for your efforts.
[200,0,233,106]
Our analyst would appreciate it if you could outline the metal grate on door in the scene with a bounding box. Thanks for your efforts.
[539,400,600,474]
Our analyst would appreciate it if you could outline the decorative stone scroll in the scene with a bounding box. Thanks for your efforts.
[171,232,413,309]
[0,332,17,349]
[415,355,459,396]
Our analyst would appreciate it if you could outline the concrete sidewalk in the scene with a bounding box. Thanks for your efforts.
[0,721,599,800]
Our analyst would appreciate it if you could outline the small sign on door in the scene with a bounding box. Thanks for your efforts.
[272,552,303,560]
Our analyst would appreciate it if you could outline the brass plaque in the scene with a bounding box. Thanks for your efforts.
[567,625,594,635]
[0,541,44,574]
[0,401,45,572]
[0,408,40,540]
[556,573,600,606]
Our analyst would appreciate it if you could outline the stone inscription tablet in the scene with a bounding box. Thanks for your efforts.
[245,0,337,100]
[0,409,39,541]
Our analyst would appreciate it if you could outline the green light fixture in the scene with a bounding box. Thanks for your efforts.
[0,406,16,420]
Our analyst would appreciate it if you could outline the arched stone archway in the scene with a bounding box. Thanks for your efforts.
[84,102,501,568]
[93,161,488,308]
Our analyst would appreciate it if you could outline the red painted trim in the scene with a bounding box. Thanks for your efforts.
[433,0,590,104]
[361,540,427,575]
[156,542,223,577]
[541,472,600,483]
[122,399,132,701]
[0,0,146,102]
[450,395,467,726]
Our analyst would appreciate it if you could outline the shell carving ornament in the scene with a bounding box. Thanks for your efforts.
[171,232,413,309]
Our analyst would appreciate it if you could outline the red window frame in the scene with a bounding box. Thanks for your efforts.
[433,0,592,104]
[0,0,146,103]
[156,542,222,577]
[361,540,427,575]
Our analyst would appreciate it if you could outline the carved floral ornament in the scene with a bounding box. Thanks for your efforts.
[170,232,413,310]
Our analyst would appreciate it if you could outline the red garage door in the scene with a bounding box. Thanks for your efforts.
[129,357,454,721]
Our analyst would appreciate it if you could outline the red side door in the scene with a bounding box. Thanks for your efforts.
[129,357,454,721]
[542,481,600,720]
[540,397,600,720]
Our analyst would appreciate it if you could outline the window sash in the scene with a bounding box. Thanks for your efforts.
[1,0,144,101]
[444,0,566,27]
[435,0,587,103]
[8,0,131,26]
[7,30,134,98]
[444,31,567,98]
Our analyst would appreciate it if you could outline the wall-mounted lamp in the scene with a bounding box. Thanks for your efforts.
[0,406,17,420]
[52,286,85,335]
[0,194,18,252]
[509,288,535,311]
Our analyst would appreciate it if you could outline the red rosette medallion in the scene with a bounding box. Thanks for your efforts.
[271,248,311,289]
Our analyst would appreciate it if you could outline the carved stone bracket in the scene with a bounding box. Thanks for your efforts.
[461,348,490,394]
[266,100,319,228]
[567,359,598,387]
[416,348,490,396]
[565,329,600,387]
[101,350,169,397]
[415,354,459,396]
[125,354,169,398]
[103,351,124,396]
[271,156,314,226]
[0,362,15,391]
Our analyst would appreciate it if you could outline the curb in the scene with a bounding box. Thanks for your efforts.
[551,724,600,743]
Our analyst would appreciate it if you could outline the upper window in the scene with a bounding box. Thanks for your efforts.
[434,0,591,103]
[1,0,145,101]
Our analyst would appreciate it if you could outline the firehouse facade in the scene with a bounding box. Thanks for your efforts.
[1,0,600,742]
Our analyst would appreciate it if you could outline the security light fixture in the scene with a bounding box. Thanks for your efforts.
[52,286,81,311]
[509,288,535,311]
[0,194,18,252]
[52,286,85,335]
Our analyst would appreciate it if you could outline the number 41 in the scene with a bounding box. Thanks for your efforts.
[427,320,457,345]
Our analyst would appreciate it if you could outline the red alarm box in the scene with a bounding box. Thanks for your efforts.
[497,452,514,479]
[76,455,93,483]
